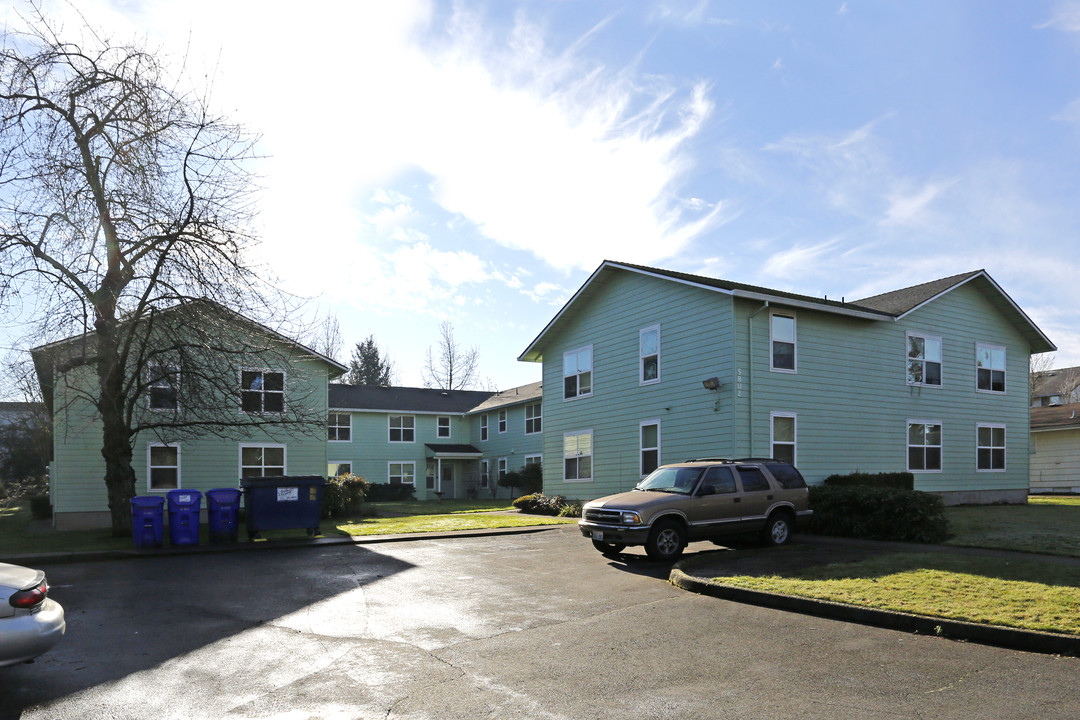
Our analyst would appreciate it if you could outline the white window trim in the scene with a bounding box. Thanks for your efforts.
[480,459,490,488]
[770,312,797,374]
[147,442,181,492]
[525,403,542,435]
[328,412,352,442]
[524,454,542,467]
[388,414,415,443]
[239,367,287,413]
[975,342,1007,395]
[639,324,661,386]
[147,365,180,412]
[563,344,594,401]
[770,411,797,465]
[238,443,287,479]
[498,409,507,434]
[639,419,661,477]
[906,420,942,474]
[480,413,489,442]
[976,422,1007,472]
[388,461,416,486]
[437,416,452,439]
[563,429,594,483]
[905,332,943,388]
[498,457,508,480]
[328,461,352,477]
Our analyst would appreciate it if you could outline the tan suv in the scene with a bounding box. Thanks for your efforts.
[579,458,812,561]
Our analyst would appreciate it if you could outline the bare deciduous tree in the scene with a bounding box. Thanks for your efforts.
[0,9,318,534]
[422,321,479,390]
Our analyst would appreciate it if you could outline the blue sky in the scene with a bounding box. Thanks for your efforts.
[6,0,1080,391]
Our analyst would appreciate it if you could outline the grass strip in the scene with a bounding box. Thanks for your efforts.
[945,497,1080,556]
[713,552,1080,635]
[334,513,575,536]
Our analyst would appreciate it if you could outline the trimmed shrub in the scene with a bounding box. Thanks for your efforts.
[365,482,416,503]
[499,463,543,496]
[322,473,371,518]
[513,492,577,516]
[807,485,950,543]
[823,471,914,490]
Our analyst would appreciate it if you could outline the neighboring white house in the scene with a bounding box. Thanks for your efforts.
[1030,402,1080,494]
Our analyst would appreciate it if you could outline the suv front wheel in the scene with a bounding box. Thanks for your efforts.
[645,519,686,561]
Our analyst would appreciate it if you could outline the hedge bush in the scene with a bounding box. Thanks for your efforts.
[807,485,950,543]
[513,492,580,517]
[322,473,371,518]
[365,482,416,503]
[823,471,914,490]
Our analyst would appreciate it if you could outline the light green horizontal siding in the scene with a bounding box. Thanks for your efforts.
[470,401,543,472]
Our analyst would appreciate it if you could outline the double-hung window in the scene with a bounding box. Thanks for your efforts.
[976,344,1006,393]
[906,333,942,386]
[148,365,179,411]
[389,462,415,485]
[240,444,286,478]
[770,313,796,372]
[147,443,180,491]
[328,413,351,441]
[977,424,1006,471]
[640,326,660,384]
[480,460,490,489]
[771,412,797,465]
[498,458,508,481]
[389,415,414,443]
[498,409,507,433]
[563,346,593,400]
[564,430,593,481]
[437,416,451,438]
[525,403,541,434]
[327,461,352,477]
[640,421,660,476]
[907,422,942,472]
[241,369,284,412]
[480,414,489,441]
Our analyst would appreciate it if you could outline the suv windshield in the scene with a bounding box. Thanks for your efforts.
[636,466,703,494]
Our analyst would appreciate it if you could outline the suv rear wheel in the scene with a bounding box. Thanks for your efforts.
[762,512,794,546]
[645,519,686,561]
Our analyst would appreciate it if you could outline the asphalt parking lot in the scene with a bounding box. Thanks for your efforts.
[2,525,1077,719]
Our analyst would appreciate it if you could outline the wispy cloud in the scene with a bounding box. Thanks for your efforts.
[881,178,959,227]
[1035,1,1080,32]
[1053,97,1080,124]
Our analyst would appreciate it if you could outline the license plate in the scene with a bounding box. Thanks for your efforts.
[591,531,604,541]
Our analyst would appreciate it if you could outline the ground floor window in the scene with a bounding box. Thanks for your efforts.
[328,461,352,478]
[977,424,1006,471]
[524,454,542,468]
[498,458,508,481]
[907,422,942,472]
[148,443,180,491]
[480,460,490,488]
[240,444,286,478]
[771,412,796,465]
[389,462,415,485]
[564,430,593,481]
[640,421,659,476]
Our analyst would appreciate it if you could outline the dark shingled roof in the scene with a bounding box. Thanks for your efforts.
[469,381,542,413]
[853,270,984,315]
[1031,403,1080,431]
[329,384,494,413]
[425,444,482,455]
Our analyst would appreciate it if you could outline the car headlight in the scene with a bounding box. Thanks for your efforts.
[621,511,641,525]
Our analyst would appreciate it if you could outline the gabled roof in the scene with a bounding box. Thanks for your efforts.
[519,260,1056,362]
[1031,403,1080,432]
[330,384,494,414]
[467,381,543,413]
[1032,366,1080,399]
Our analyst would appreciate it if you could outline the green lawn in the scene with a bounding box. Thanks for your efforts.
[945,495,1080,556]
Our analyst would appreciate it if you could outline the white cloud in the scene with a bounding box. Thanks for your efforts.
[881,178,959,226]
[1053,97,1080,124]
[1035,2,1080,32]
[762,239,841,280]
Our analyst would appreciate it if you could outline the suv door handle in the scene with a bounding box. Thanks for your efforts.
[733,497,741,503]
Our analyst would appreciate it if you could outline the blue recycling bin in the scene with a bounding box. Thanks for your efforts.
[166,489,203,546]
[240,476,325,540]
[206,488,242,544]
[131,496,165,548]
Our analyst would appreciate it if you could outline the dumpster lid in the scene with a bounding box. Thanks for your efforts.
[240,475,326,489]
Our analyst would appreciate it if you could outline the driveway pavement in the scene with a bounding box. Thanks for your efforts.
[2,526,1077,719]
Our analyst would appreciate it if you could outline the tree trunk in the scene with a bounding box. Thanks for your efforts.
[96,320,137,537]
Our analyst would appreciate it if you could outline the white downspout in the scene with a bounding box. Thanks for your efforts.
[748,301,770,457]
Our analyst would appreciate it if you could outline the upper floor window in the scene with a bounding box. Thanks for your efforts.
[389,415,414,443]
[437,416,451,438]
[907,421,942,472]
[241,369,284,412]
[147,443,180,491]
[498,409,507,433]
[977,424,1006,471]
[770,314,796,372]
[906,333,942,387]
[525,403,542,434]
[480,413,489,441]
[976,344,1006,393]
[328,412,351,441]
[563,346,593,400]
[564,430,593,481]
[640,326,660,384]
[640,421,660,476]
[148,365,179,410]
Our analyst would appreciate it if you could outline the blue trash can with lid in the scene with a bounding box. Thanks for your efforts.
[131,496,165,548]
[166,489,202,546]
[206,488,242,543]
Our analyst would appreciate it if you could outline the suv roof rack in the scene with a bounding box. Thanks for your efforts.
[733,457,781,463]
[682,457,735,463]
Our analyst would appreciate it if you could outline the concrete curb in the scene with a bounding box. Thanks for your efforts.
[670,561,1080,657]
[5,523,565,567]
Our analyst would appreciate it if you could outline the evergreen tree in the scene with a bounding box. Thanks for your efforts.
[347,336,395,386]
